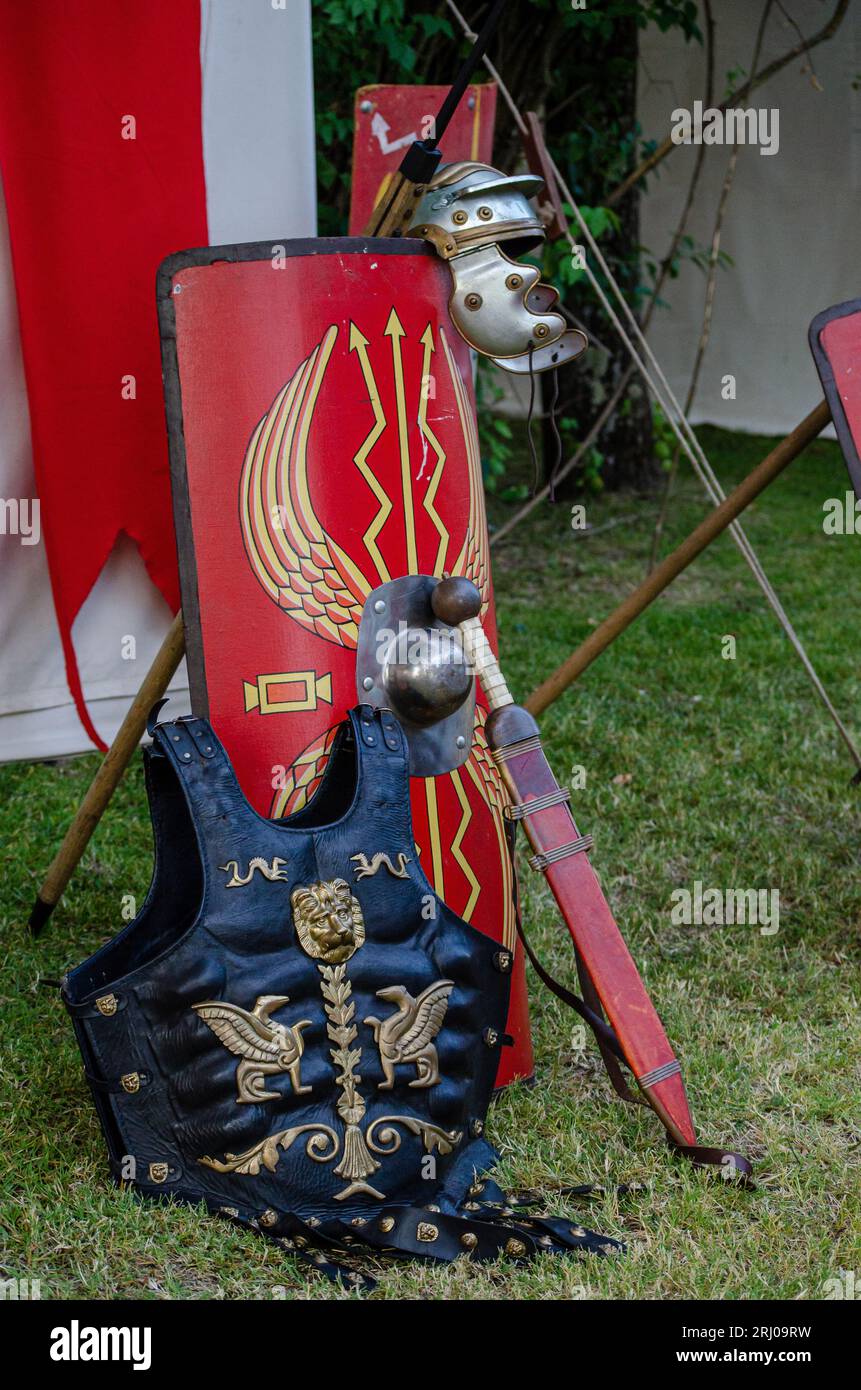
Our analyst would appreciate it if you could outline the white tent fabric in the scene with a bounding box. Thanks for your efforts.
[638,0,858,439]
[0,0,316,763]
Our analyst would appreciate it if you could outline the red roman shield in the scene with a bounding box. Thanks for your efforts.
[810,299,861,500]
[157,238,533,1086]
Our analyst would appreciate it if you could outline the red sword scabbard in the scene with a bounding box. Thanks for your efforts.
[491,719,696,1147]
[430,578,750,1175]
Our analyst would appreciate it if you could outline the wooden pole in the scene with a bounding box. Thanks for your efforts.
[29,611,186,935]
[526,400,831,717]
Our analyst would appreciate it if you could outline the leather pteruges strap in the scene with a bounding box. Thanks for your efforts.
[222,1197,622,1293]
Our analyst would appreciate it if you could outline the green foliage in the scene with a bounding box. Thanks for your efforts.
[311,1,702,235]
[652,402,677,470]
[312,0,455,233]
[476,359,527,501]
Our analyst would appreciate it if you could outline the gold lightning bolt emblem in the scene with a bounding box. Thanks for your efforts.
[417,324,449,576]
[348,322,392,584]
[384,307,418,573]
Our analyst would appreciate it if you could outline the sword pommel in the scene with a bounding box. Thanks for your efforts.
[430,576,481,625]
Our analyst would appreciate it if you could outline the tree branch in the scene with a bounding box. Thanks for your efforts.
[646,0,774,572]
[606,0,849,208]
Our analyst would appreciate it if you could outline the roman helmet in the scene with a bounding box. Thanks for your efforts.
[408,160,587,374]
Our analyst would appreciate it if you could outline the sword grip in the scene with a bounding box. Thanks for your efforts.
[431,577,513,712]
[460,617,513,712]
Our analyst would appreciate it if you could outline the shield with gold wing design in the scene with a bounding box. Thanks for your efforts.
[157,238,532,1086]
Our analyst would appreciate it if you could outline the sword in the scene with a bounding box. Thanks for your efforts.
[431,576,750,1175]
[362,0,508,237]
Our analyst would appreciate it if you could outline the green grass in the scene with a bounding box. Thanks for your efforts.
[2,425,860,1300]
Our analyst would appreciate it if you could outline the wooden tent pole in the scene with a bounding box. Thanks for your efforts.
[526,400,831,716]
[29,611,186,935]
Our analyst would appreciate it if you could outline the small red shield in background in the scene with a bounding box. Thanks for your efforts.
[158,239,532,1086]
[810,299,861,499]
[348,83,497,235]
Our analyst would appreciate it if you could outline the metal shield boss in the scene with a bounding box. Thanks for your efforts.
[159,238,532,1086]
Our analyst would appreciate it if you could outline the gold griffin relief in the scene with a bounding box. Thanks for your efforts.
[196,878,461,1201]
[192,995,312,1103]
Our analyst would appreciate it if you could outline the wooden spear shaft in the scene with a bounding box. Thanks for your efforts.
[29,611,186,935]
[526,400,831,716]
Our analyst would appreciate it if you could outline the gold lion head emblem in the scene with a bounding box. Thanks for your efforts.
[291,878,366,964]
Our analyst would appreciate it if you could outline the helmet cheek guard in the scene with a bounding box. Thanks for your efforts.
[408,161,588,374]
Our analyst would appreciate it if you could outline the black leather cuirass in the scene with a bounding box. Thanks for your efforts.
[64,706,519,1257]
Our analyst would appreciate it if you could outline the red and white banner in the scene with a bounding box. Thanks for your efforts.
[0,0,316,760]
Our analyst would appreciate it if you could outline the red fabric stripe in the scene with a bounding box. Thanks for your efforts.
[0,0,209,748]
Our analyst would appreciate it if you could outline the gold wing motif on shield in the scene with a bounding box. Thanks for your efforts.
[239,326,370,648]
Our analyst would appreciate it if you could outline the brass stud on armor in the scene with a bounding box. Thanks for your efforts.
[96,994,118,1017]
[505,274,523,291]
[260,1209,278,1228]
[533,324,549,339]
[465,292,482,311]
[477,206,493,220]
[417,1222,439,1242]
[120,1072,140,1094]
[452,209,469,225]
[460,1231,478,1250]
